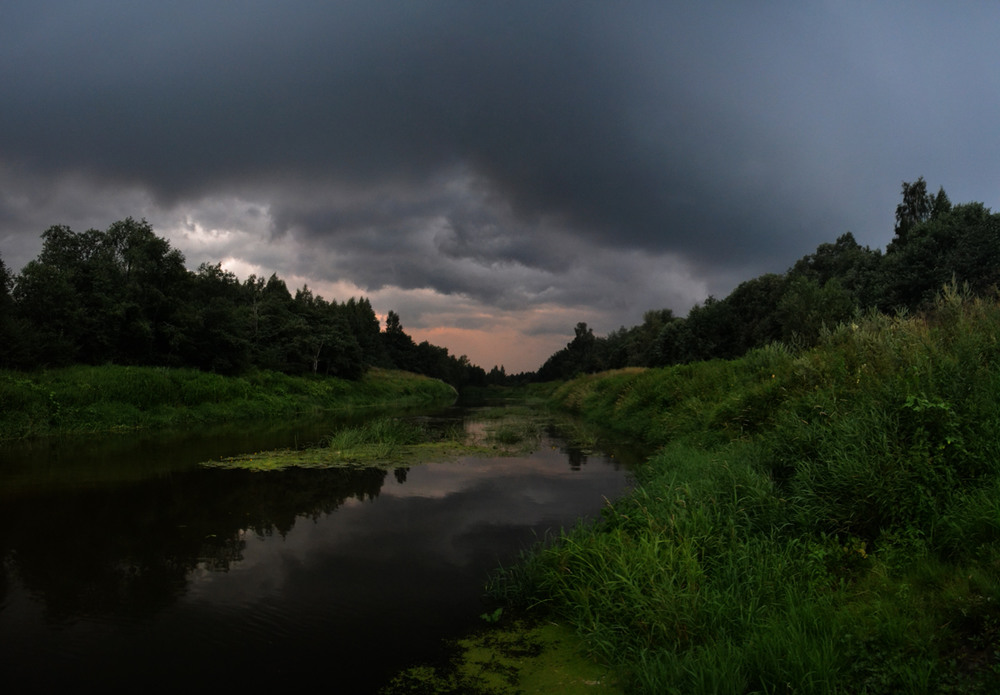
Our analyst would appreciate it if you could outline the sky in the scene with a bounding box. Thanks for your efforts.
[2,2,999,373]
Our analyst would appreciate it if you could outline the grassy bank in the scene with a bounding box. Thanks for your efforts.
[0,366,457,440]
[491,286,1000,693]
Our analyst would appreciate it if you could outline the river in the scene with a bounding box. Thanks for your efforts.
[0,405,634,693]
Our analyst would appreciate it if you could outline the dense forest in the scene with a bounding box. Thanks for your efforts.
[537,177,1000,380]
[0,218,490,387]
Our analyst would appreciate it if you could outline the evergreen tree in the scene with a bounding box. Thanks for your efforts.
[382,310,417,371]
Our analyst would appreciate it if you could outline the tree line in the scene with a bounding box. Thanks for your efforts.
[0,218,491,387]
[536,177,1000,380]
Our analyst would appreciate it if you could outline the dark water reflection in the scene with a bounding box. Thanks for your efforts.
[0,411,633,693]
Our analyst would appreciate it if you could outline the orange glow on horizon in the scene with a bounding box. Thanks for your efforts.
[406,325,563,375]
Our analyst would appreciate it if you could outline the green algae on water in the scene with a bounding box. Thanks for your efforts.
[198,409,576,471]
[380,619,622,695]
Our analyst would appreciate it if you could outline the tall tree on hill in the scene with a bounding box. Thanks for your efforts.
[882,202,1000,310]
[536,322,606,380]
[12,219,192,366]
[777,276,855,346]
[722,274,786,355]
[681,297,738,360]
[102,217,190,364]
[292,286,364,378]
[604,309,678,368]
[383,310,417,371]
[894,177,934,245]
[251,274,303,372]
[932,186,952,218]
[13,226,99,366]
[178,263,252,374]
[342,297,386,367]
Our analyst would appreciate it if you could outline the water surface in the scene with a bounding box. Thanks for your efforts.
[0,411,633,693]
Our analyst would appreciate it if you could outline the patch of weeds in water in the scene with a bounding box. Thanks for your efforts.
[200,413,511,471]
[480,607,504,624]
[380,619,623,695]
[553,418,602,454]
[466,407,550,454]
[202,417,432,471]
[487,421,538,448]
[200,405,595,471]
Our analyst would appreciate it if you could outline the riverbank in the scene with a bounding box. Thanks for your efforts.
[492,288,1000,693]
[0,366,457,440]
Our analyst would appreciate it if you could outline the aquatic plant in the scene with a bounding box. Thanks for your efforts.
[201,406,560,471]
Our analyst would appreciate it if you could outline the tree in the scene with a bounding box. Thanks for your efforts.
[13,219,191,366]
[536,322,607,380]
[101,218,190,364]
[382,310,417,371]
[777,276,854,346]
[343,297,386,367]
[175,263,252,374]
[932,186,952,218]
[602,310,678,370]
[486,365,507,385]
[721,274,786,355]
[654,318,695,365]
[682,296,738,361]
[0,255,19,367]
[12,228,89,366]
[788,233,883,317]
[292,287,364,378]
[882,202,1000,311]
[251,274,303,372]
[0,255,10,314]
[894,177,934,244]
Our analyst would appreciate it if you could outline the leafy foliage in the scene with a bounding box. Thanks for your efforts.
[0,218,486,387]
[532,179,1000,380]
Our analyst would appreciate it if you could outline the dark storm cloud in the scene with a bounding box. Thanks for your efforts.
[3,1,1000,370]
[0,1,886,269]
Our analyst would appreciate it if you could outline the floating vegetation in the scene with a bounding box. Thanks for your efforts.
[198,407,600,471]
[202,416,471,471]
[380,618,622,695]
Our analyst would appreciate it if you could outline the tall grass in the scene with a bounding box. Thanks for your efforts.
[322,416,425,460]
[0,366,457,440]
[492,286,1000,693]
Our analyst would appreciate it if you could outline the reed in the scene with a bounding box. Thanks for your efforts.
[322,416,425,460]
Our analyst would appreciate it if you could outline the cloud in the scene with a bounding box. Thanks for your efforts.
[2,2,1000,371]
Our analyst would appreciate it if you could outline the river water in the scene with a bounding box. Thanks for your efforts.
[0,406,634,693]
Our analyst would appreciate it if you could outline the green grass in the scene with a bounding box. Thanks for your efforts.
[491,286,1000,693]
[0,366,457,440]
